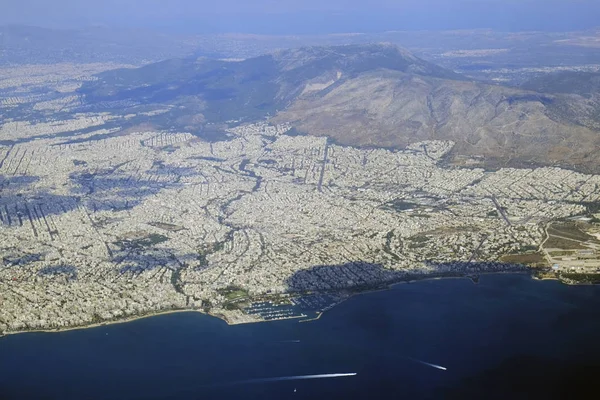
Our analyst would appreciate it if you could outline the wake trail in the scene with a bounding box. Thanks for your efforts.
[218,373,357,386]
[405,357,447,371]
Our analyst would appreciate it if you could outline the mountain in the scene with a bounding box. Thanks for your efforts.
[274,69,600,171]
[520,71,600,131]
[78,43,600,172]
[79,43,462,121]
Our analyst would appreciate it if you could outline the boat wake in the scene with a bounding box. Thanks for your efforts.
[416,360,447,371]
[405,357,447,371]
[225,373,357,385]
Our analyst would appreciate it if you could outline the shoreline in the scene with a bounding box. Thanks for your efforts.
[0,308,202,338]
[303,271,527,322]
[1,270,595,338]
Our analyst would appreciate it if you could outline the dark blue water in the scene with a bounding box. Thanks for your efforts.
[1,274,599,400]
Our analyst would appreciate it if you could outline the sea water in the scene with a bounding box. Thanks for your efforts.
[1,274,599,399]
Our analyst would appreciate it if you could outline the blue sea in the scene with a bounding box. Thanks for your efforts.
[1,274,599,400]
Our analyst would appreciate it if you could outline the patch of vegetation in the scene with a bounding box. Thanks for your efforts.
[508,245,538,254]
[544,236,587,250]
[115,233,169,250]
[212,229,236,253]
[170,266,186,295]
[581,201,600,214]
[408,235,429,243]
[381,230,401,261]
[548,222,597,243]
[196,252,208,267]
[284,127,307,137]
[560,273,600,284]
[202,299,213,313]
[91,313,103,324]
[500,252,547,267]
[142,233,169,246]
[217,285,249,301]
[223,302,240,311]
[549,250,575,257]
[382,199,419,212]
[148,222,185,232]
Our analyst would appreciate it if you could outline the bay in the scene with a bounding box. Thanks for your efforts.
[1,274,599,399]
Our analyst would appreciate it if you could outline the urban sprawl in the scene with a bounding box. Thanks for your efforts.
[1,65,600,335]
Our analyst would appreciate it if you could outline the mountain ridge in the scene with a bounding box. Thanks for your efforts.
[78,43,600,172]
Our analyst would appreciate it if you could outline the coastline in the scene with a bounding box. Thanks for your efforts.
[289,271,593,325]
[0,308,200,338]
[307,271,530,321]
[1,270,594,338]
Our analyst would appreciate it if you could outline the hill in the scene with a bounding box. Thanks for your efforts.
[522,71,600,97]
[521,71,600,131]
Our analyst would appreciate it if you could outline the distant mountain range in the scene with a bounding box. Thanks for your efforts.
[78,43,600,172]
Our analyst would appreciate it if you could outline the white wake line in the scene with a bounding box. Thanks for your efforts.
[417,361,447,371]
[405,356,448,371]
[231,373,357,385]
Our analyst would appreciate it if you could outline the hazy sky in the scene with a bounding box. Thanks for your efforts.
[2,0,599,33]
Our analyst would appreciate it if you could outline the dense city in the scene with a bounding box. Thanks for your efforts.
[1,65,600,336]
